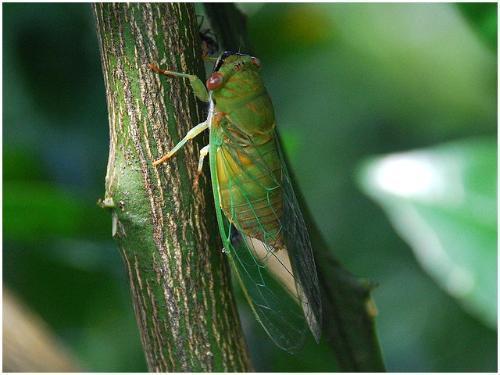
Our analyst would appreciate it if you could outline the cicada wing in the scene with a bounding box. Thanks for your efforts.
[278,139,323,342]
[211,125,322,350]
[222,222,308,352]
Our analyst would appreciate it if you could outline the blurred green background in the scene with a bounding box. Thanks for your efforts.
[3,3,496,372]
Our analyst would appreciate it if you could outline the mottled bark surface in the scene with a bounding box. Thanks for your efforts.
[93,3,250,371]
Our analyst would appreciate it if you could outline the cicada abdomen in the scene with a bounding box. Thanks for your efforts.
[215,122,285,249]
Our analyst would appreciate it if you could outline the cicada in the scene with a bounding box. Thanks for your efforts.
[149,51,322,352]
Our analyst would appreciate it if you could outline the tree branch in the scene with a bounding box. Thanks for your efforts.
[203,3,252,52]
[93,3,250,371]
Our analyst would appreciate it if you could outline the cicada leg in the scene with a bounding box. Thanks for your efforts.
[193,144,210,189]
[148,64,209,102]
[153,120,209,166]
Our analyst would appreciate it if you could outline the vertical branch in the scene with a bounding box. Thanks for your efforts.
[204,3,386,371]
[203,3,252,52]
[93,3,250,371]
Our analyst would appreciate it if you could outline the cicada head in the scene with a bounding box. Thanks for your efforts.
[207,51,265,109]
[208,51,275,136]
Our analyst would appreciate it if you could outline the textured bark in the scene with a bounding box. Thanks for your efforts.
[205,3,386,371]
[93,3,250,371]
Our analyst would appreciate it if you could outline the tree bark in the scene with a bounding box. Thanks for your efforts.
[93,3,250,371]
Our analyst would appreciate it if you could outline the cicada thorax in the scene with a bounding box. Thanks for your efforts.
[212,66,284,249]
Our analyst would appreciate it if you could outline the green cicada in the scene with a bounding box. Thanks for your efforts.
[150,51,322,352]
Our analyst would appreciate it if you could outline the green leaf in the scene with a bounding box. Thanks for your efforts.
[4,182,110,242]
[357,137,496,328]
[457,3,497,52]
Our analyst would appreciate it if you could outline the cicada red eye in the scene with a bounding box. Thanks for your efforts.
[207,72,224,90]
[251,57,261,68]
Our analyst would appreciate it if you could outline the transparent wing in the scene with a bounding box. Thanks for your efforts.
[278,137,323,341]
[210,125,322,352]
[224,222,308,352]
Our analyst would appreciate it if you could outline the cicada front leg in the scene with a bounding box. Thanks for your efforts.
[152,120,209,166]
[149,63,211,166]
[148,64,209,102]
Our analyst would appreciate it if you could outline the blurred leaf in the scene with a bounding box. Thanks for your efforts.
[235,3,265,16]
[3,146,48,181]
[279,129,300,159]
[4,242,147,371]
[357,137,496,328]
[457,3,497,51]
[249,4,335,58]
[4,181,110,242]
